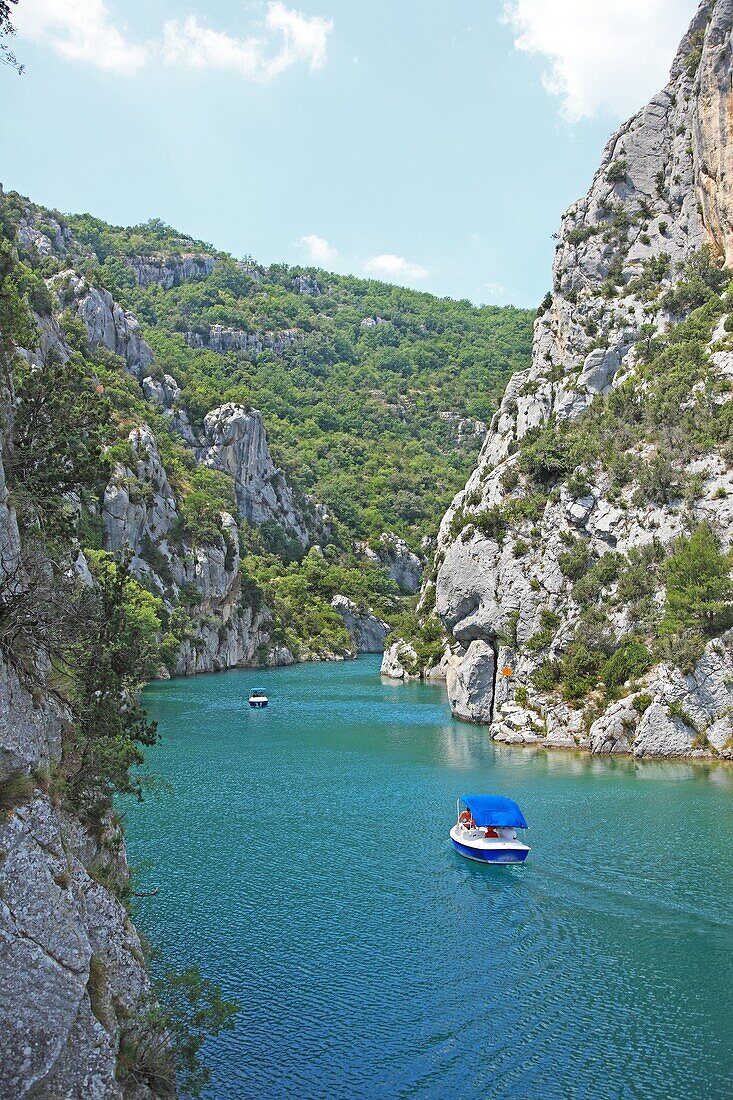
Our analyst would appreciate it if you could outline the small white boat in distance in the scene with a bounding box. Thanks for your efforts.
[248,689,269,708]
[450,795,530,865]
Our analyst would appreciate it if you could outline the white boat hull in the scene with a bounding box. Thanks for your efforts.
[449,824,530,864]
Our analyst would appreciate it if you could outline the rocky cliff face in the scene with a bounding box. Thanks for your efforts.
[99,420,279,674]
[357,534,423,595]
[6,201,314,676]
[416,0,733,760]
[330,595,388,653]
[185,326,300,356]
[52,271,154,378]
[124,253,217,289]
[0,419,156,1098]
[198,404,308,545]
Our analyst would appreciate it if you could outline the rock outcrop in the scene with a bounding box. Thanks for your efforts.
[141,373,197,444]
[9,208,315,678]
[124,252,217,289]
[0,421,156,1098]
[103,426,177,552]
[51,271,154,377]
[331,595,388,653]
[380,641,421,680]
[291,274,322,296]
[99,424,277,674]
[357,533,423,595]
[416,0,733,760]
[17,213,73,258]
[198,403,308,545]
[184,326,299,356]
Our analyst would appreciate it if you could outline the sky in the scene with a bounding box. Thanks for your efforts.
[2,0,700,308]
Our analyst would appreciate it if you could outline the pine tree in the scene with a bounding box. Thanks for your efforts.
[662,523,733,636]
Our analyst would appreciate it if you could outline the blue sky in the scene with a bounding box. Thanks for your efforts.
[3,1,698,307]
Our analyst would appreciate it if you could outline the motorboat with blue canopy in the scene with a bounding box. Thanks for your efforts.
[449,794,530,864]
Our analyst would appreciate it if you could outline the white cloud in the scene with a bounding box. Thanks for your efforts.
[502,0,698,122]
[481,281,506,299]
[296,234,338,264]
[164,2,333,82]
[363,254,428,283]
[14,1,332,81]
[14,0,149,73]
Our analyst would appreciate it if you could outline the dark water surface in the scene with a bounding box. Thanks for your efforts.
[126,657,733,1099]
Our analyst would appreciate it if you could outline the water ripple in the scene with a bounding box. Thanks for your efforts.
[126,657,733,1100]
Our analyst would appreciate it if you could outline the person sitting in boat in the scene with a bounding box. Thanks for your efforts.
[459,809,475,829]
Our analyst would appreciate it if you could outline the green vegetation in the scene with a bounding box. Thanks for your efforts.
[386,609,448,674]
[661,524,733,637]
[633,693,653,715]
[63,208,532,548]
[2,188,533,660]
[658,524,733,671]
[2,194,237,1090]
[0,773,36,820]
[119,964,238,1098]
[503,253,733,699]
[512,271,733,512]
[606,158,628,185]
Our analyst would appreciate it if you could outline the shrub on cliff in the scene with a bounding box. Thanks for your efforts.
[661,523,733,639]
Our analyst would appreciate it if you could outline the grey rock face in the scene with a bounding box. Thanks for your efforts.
[199,403,307,544]
[0,798,154,1100]
[98,416,293,676]
[0,432,156,1097]
[358,533,423,594]
[17,213,72,259]
[0,440,64,780]
[380,641,421,680]
[103,426,177,553]
[292,274,322,296]
[331,595,388,653]
[141,373,197,444]
[124,252,217,289]
[577,347,621,393]
[445,641,496,724]
[50,272,153,377]
[422,1,733,758]
[185,325,299,356]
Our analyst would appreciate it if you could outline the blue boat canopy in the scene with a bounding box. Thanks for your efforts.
[460,795,528,829]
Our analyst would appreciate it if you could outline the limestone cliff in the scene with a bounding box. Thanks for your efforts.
[405,0,733,760]
[51,271,154,378]
[0,415,157,1097]
[5,199,315,675]
[184,326,300,356]
[198,404,308,545]
[124,252,217,290]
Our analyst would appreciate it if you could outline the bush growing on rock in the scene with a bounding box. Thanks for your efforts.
[558,535,592,581]
[601,641,652,689]
[661,523,733,638]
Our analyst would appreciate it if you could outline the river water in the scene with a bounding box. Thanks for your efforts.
[126,656,733,1099]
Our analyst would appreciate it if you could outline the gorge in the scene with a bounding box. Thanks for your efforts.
[3,0,733,1096]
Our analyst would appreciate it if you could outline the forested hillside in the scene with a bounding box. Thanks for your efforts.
[64,210,531,545]
[2,188,532,662]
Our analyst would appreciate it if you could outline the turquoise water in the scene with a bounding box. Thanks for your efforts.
[126,657,733,1100]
